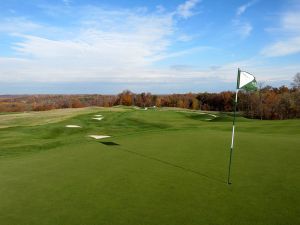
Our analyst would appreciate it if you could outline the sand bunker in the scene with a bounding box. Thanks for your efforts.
[89,135,111,139]
[65,125,81,128]
[207,114,218,118]
[94,114,102,117]
[194,112,218,118]
[92,117,103,120]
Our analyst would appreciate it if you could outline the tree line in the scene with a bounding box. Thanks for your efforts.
[1,74,299,120]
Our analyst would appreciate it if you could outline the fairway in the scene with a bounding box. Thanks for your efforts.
[0,107,299,225]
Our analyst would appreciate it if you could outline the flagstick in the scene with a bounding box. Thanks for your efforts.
[227,69,240,185]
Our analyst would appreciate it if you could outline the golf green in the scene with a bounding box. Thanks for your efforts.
[0,107,299,225]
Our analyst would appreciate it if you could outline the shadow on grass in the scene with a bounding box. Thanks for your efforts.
[100,141,119,146]
[102,142,225,184]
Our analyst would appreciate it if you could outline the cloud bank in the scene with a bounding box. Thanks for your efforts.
[0,1,205,83]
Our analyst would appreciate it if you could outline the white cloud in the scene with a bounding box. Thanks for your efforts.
[177,34,193,42]
[201,58,300,85]
[261,37,300,57]
[62,0,71,6]
[232,20,253,38]
[0,17,42,33]
[176,0,200,19]
[232,1,256,38]
[236,0,257,16]
[0,3,207,83]
[156,5,165,13]
[281,11,300,32]
[238,22,253,38]
[1,51,298,87]
[262,5,300,57]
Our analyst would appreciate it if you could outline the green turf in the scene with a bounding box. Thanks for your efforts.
[0,107,299,225]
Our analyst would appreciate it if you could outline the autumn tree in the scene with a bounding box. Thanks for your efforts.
[71,98,83,108]
[191,98,199,110]
[155,97,162,107]
[118,90,133,106]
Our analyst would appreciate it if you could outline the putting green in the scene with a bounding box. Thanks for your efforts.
[0,107,299,225]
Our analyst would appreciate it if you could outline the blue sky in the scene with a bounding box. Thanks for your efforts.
[0,0,300,94]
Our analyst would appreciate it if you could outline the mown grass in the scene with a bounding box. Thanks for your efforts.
[0,107,299,225]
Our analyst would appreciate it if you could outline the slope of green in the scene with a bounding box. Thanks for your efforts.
[0,107,299,225]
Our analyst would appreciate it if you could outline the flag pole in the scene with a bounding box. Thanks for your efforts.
[227,68,240,184]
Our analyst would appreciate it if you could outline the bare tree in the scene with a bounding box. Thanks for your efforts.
[258,82,265,120]
[291,73,300,89]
